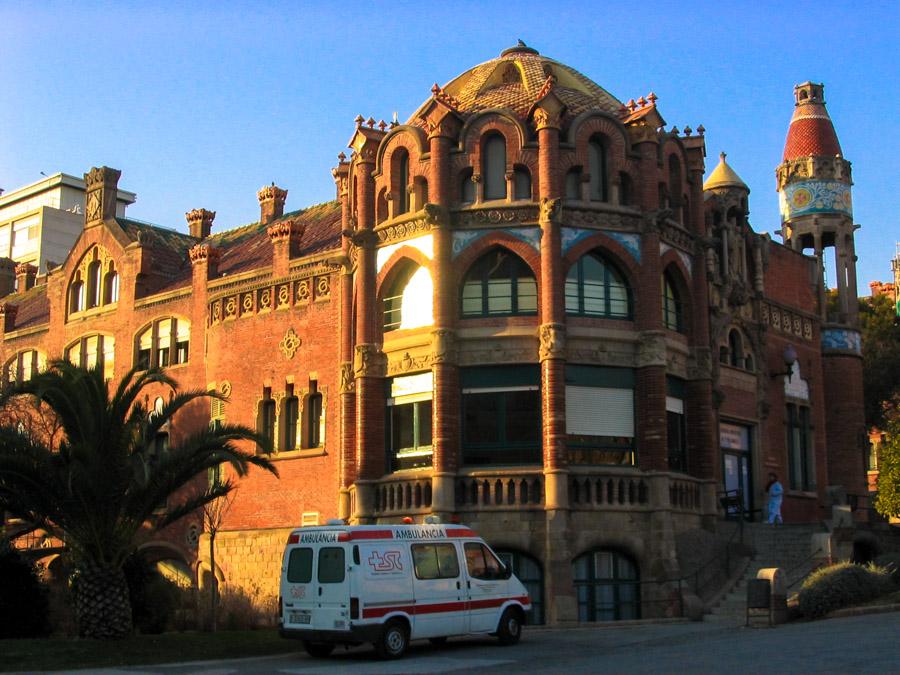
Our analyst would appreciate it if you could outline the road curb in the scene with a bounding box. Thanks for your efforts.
[826,602,900,619]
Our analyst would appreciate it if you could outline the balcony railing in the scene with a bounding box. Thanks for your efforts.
[374,477,433,516]
[455,471,544,510]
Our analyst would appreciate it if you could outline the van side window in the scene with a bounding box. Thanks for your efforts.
[318,547,345,583]
[287,547,313,583]
[412,543,460,580]
[465,542,503,580]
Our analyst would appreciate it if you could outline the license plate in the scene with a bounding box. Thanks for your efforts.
[289,610,311,624]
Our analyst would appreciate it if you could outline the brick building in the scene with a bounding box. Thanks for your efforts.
[1,45,868,624]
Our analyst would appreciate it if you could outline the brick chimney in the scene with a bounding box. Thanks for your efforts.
[15,263,36,293]
[268,217,306,278]
[258,184,288,225]
[0,258,16,297]
[186,208,216,240]
[189,243,221,281]
[83,166,121,228]
[0,303,18,334]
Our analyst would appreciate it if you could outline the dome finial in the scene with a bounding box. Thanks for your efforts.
[501,40,539,57]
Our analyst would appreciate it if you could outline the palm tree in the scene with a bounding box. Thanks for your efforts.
[0,361,277,639]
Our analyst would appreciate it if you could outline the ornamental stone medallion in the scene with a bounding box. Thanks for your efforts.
[279,327,302,359]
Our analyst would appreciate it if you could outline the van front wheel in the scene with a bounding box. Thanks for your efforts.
[496,607,523,645]
[302,641,335,658]
[375,619,409,659]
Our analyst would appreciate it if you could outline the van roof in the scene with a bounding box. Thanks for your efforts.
[289,524,477,543]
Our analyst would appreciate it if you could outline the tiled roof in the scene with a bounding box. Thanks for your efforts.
[783,102,842,161]
[408,46,621,126]
[6,283,49,332]
[704,152,748,191]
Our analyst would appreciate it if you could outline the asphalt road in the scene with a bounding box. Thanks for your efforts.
[52,613,900,674]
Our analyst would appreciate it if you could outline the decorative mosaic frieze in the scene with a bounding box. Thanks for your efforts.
[561,227,641,263]
[451,227,542,258]
[821,328,861,354]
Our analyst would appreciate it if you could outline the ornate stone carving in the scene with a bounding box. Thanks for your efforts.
[453,205,539,228]
[220,380,233,397]
[532,107,562,131]
[296,278,311,303]
[539,197,562,224]
[563,207,640,231]
[277,284,290,307]
[315,275,331,300]
[257,185,288,204]
[641,209,673,234]
[538,323,566,361]
[636,331,667,368]
[388,352,431,375]
[687,347,712,380]
[339,362,355,393]
[189,243,221,264]
[430,328,457,365]
[279,327,302,359]
[375,216,433,245]
[354,343,386,377]
[267,217,305,241]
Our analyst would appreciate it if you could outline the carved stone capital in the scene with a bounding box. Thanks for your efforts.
[538,323,566,362]
[339,361,355,394]
[641,209,673,234]
[267,217,306,242]
[636,330,667,368]
[257,185,288,205]
[687,346,713,380]
[423,203,449,229]
[189,243,221,265]
[539,197,562,224]
[430,328,457,365]
[342,228,379,250]
[532,107,562,131]
[354,343,386,378]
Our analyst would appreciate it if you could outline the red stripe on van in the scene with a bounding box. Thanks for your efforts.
[444,527,477,538]
[348,530,394,541]
[361,595,530,619]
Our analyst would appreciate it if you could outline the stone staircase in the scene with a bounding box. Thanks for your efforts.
[705,522,827,623]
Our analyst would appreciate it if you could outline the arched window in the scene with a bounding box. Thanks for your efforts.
[257,388,276,454]
[668,156,682,215]
[135,317,190,369]
[376,188,388,224]
[281,386,300,452]
[513,167,531,200]
[496,551,544,625]
[662,272,683,332]
[396,150,410,215]
[4,349,45,386]
[482,134,507,201]
[303,381,324,449]
[86,260,102,309]
[461,249,537,317]
[573,549,639,621]
[460,169,475,204]
[69,273,85,314]
[565,168,582,200]
[383,264,433,332]
[66,334,114,380]
[565,253,631,319]
[728,330,743,368]
[413,177,428,211]
[103,267,119,304]
[588,137,608,201]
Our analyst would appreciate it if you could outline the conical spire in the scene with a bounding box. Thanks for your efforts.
[703,152,748,192]
[783,82,842,161]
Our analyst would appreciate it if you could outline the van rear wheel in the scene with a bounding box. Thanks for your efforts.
[496,607,523,646]
[303,641,335,658]
[375,619,409,659]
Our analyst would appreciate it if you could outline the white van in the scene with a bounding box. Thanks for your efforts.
[278,521,531,658]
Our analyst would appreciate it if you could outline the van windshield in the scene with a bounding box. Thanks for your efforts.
[287,547,313,583]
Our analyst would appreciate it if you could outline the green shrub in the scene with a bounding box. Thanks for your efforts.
[798,562,893,618]
[0,540,50,638]
[874,553,900,585]
[123,553,179,634]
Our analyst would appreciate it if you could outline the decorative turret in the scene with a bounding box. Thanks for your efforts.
[703,152,748,193]
[776,82,857,324]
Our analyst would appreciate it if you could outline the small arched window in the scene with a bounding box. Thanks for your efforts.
[668,156,682,214]
[662,272,683,332]
[588,137,608,201]
[513,167,531,200]
[565,168,582,200]
[282,386,300,452]
[135,317,190,369]
[728,330,744,368]
[86,260,102,309]
[573,549,639,621]
[257,388,276,454]
[103,266,119,304]
[461,249,537,317]
[69,274,85,314]
[4,349,45,386]
[383,264,433,332]
[565,253,631,319]
[303,380,324,449]
[396,150,410,215]
[460,169,475,204]
[482,133,507,201]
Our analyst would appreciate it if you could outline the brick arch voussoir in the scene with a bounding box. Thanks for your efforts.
[661,140,690,195]
[376,130,428,196]
[571,115,629,173]
[452,233,542,292]
[461,113,529,171]
[375,246,433,302]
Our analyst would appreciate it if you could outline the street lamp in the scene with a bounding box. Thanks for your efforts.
[770,344,798,379]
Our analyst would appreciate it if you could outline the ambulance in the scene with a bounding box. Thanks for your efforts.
[278,519,531,659]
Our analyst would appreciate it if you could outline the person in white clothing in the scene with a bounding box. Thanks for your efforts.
[765,472,784,525]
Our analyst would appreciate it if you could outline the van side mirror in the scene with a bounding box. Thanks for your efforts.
[502,564,512,580]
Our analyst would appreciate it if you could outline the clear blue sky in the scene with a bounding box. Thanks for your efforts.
[1,1,897,289]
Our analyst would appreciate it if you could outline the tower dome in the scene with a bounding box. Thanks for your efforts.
[408,42,622,126]
[782,82,842,161]
[703,152,748,192]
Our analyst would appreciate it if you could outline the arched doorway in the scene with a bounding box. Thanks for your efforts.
[572,549,639,621]
[496,550,544,625]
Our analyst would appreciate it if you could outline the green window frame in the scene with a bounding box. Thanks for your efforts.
[573,550,640,622]
[461,249,537,318]
[787,403,813,491]
[565,253,631,319]
[662,273,683,332]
